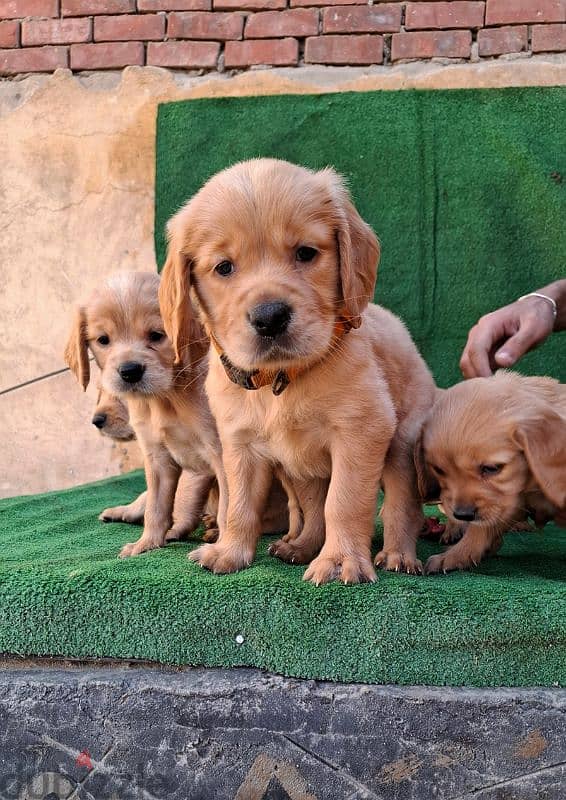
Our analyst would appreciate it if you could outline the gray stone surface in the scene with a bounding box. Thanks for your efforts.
[0,661,565,799]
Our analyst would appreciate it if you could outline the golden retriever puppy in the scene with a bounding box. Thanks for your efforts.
[64,271,227,556]
[93,386,136,441]
[159,158,436,584]
[415,371,566,573]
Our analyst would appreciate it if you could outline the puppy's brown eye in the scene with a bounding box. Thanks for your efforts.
[215,260,234,277]
[149,331,165,343]
[97,335,110,346]
[430,464,445,477]
[480,464,503,477]
[296,246,318,263]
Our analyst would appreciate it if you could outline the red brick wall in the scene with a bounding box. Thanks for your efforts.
[1,1,566,74]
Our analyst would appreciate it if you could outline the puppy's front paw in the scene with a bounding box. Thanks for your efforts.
[119,537,161,558]
[201,527,220,543]
[99,505,143,525]
[424,550,478,575]
[374,550,423,575]
[202,513,218,530]
[268,538,314,565]
[188,543,253,574]
[440,520,466,545]
[303,554,376,586]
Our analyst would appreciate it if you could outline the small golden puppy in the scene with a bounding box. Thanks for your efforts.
[416,371,566,573]
[159,158,436,584]
[65,271,227,556]
[92,386,136,441]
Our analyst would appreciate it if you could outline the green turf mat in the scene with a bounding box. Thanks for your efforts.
[156,88,566,388]
[1,471,565,686]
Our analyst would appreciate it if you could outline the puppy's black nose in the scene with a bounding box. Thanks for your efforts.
[118,361,145,384]
[453,506,477,522]
[92,413,107,429]
[249,301,292,338]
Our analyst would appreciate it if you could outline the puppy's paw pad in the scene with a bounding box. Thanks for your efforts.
[188,543,251,574]
[374,550,423,575]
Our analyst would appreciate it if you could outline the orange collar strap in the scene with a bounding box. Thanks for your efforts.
[210,318,352,396]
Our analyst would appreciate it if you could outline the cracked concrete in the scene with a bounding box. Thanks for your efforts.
[0,664,565,798]
[3,57,566,497]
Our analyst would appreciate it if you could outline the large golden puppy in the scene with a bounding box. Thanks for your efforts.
[160,159,436,584]
[416,371,566,573]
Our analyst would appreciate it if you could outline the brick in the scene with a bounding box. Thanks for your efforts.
[139,0,210,8]
[168,11,243,39]
[70,40,143,68]
[62,0,134,16]
[95,14,165,41]
[0,45,67,74]
[0,21,18,48]
[322,5,401,34]
[293,0,364,6]
[224,36,298,65]
[214,0,285,10]
[477,24,527,55]
[245,8,318,37]
[305,33,383,63]
[0,0,57,18]
[391,29,471,60]
[22,18,91,46]
[485,0,566,25]
[532,22,566,51]
[147,39,219,66]
[406,2,484,30]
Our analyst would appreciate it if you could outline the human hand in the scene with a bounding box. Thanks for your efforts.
[460,295,557,378]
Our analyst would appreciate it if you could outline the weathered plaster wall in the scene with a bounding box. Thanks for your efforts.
[2,55,566,497]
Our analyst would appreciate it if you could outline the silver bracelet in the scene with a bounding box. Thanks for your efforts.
[517,292,558,319]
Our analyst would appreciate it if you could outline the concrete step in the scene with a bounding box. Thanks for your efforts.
[0,660,565,799]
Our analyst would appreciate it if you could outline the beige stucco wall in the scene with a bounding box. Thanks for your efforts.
[2,55,566,498]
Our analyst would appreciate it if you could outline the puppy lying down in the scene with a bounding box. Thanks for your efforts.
[160,158,437,584]
[416,371,566,573]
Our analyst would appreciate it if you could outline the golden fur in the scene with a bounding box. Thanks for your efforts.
[159,158,436,584]
[93,387,135,441]
[416,371,566,573]
[64,270,227,555]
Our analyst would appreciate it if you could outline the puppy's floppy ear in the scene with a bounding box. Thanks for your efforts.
[159,207,199,367]
[324,170,380,329]
[64,307,90,391]
[414,427,440,503]
[512,408,566,509]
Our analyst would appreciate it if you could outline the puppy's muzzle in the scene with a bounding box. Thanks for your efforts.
[92,413,107,429]
[452,506,478,522]
[118,361,146,384]
[248,301,292,339]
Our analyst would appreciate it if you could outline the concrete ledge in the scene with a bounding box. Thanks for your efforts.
[0,661,565,798]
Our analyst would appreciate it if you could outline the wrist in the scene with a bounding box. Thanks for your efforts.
[538,280,566,331]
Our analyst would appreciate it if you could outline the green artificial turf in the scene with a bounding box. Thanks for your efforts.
[1,470,565,686]
[3,88,566,685]
[156,87,566,387]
